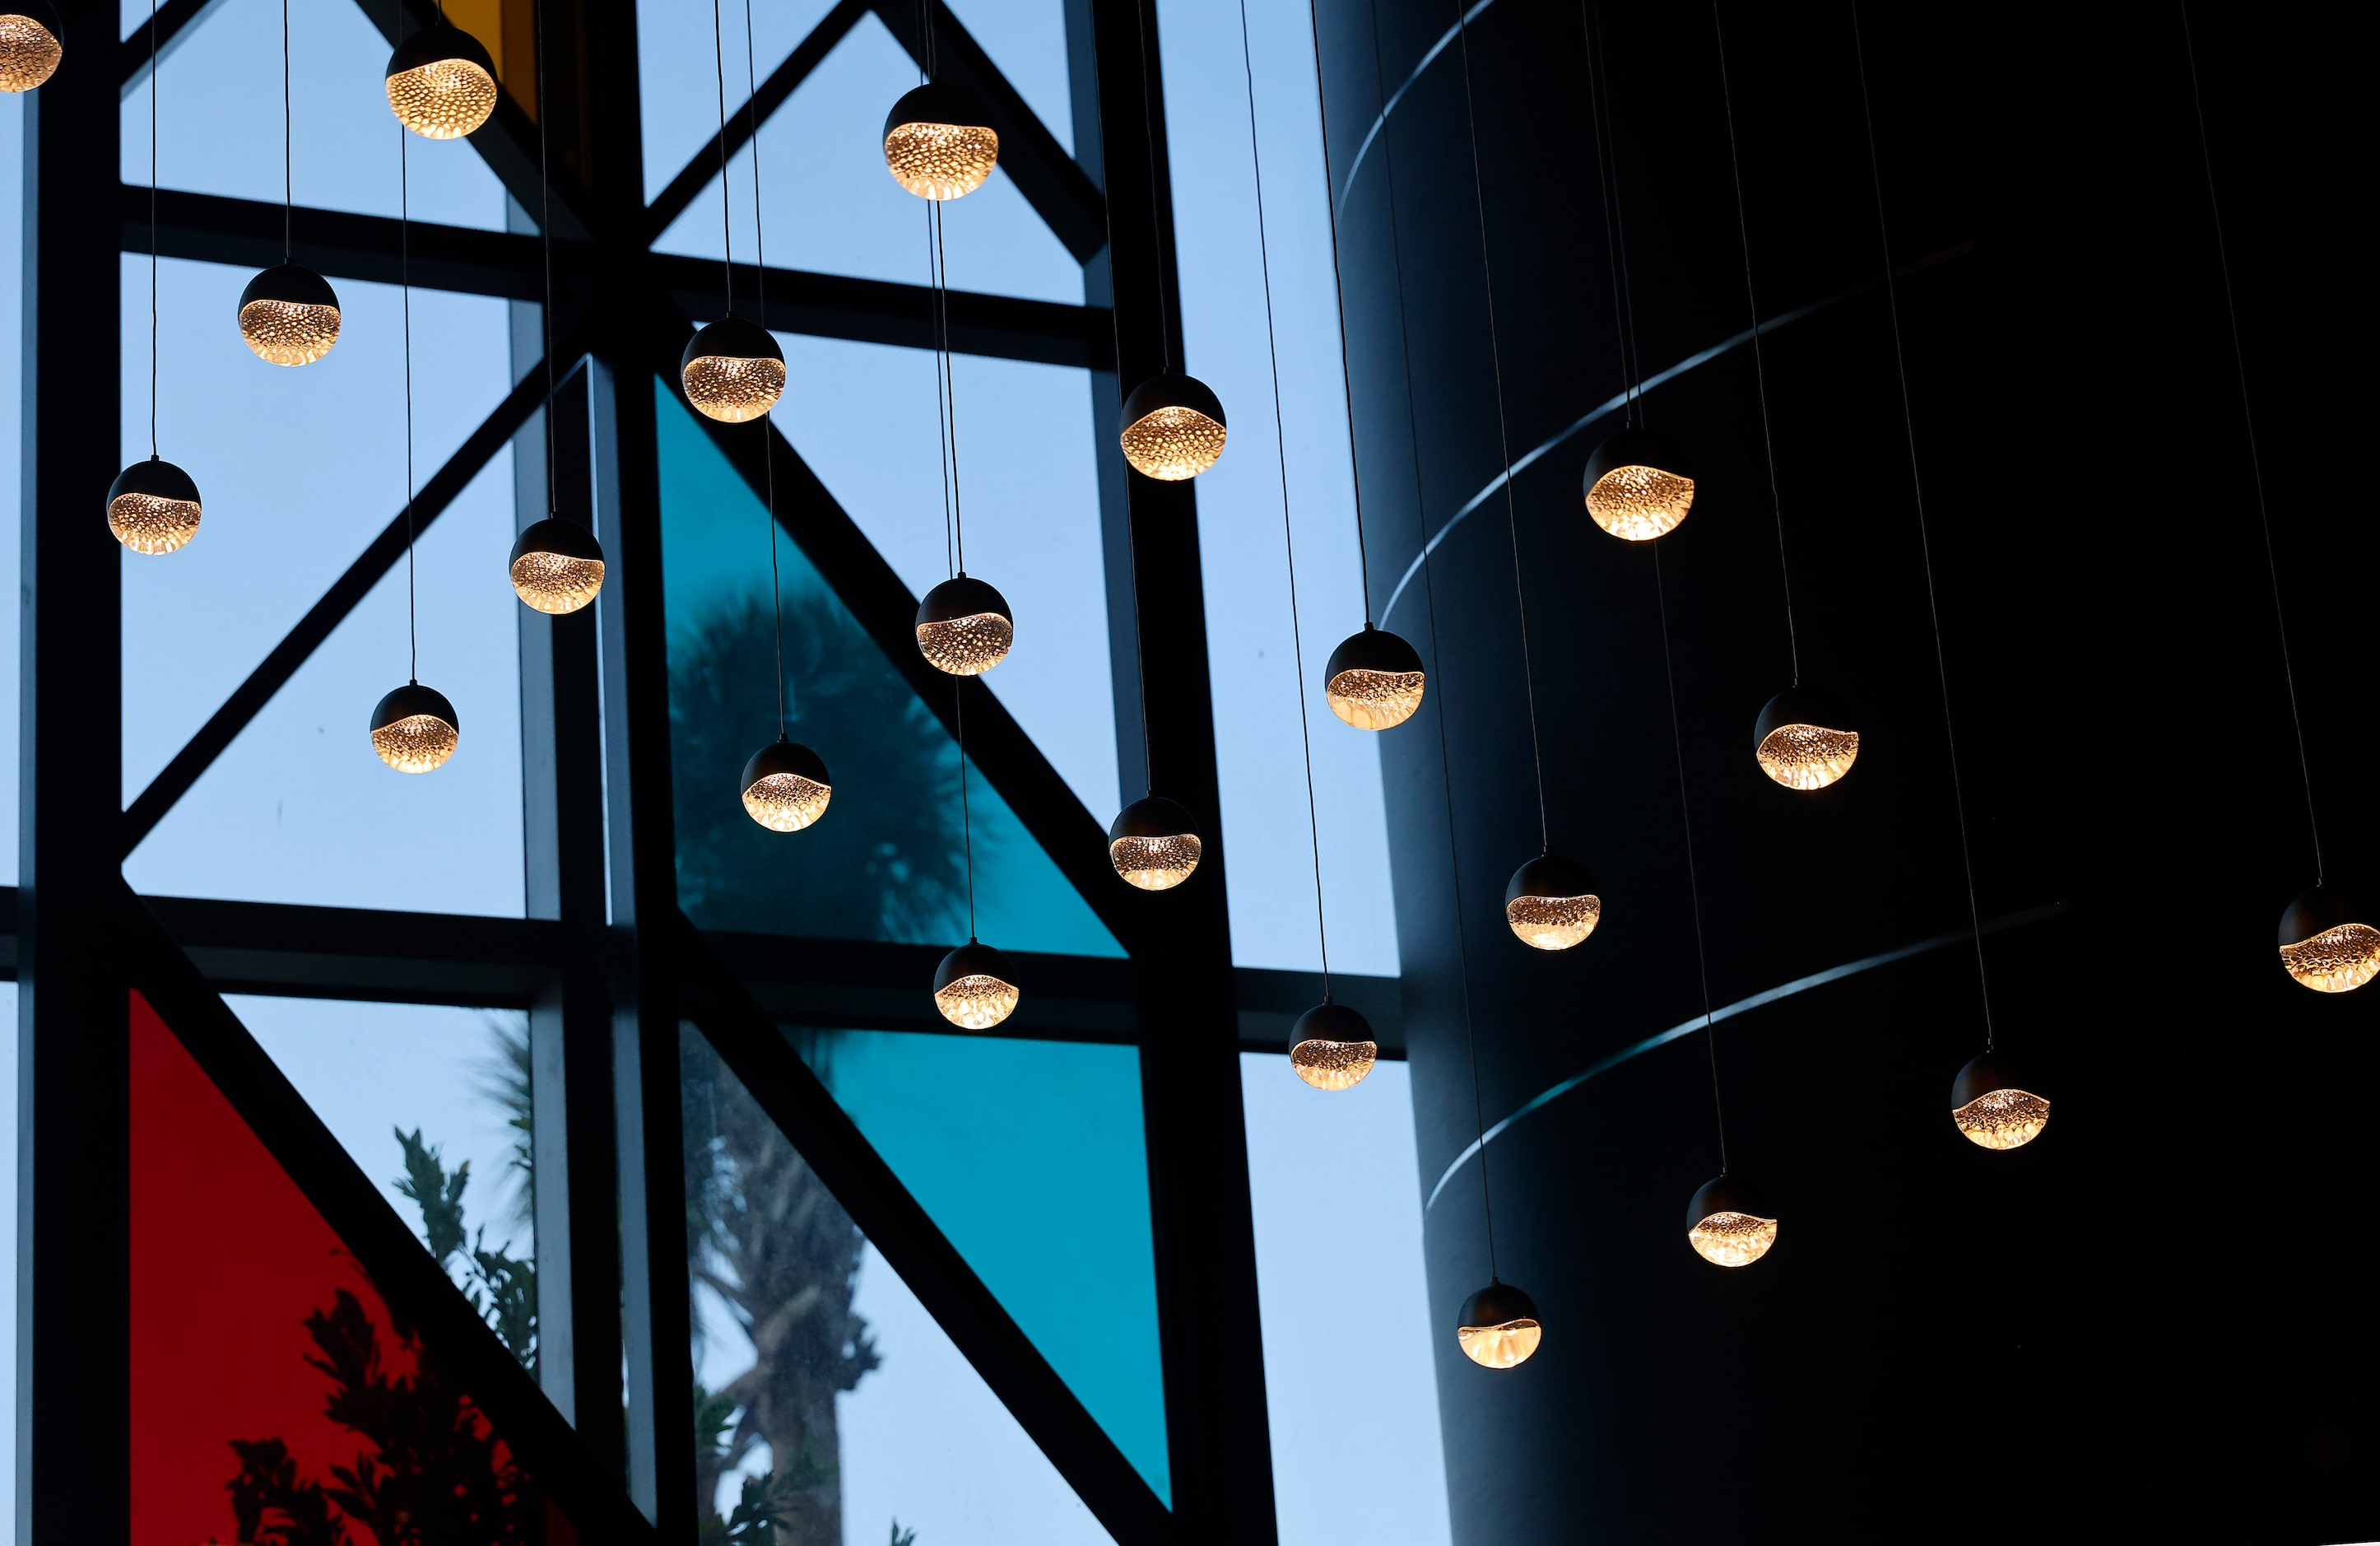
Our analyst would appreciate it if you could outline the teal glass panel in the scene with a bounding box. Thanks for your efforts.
[657,380,1122,957]
[797,1027,1170,1503]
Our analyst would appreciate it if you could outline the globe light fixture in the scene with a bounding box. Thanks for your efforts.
[384,23,498,140]
[739,736,831,833]
[509,517,607,613]
[2277,887,2380,994]
[680,318,785,425]
[1504,852,1601,951]
[106,456,202,556]
[1323,626,1426,732]
[1583,427,1695,542]
[1454,1280,1542,1370]
[882,81,1000,201]
[915,574,1013,677]
[1950,1052,2050,1151]
[237,263,342,367]
[933,938,1020,1030]
[1687,1174,1778,1267]
[1109,795,1201,891]
[1288,1000,1376,1092]
[370,681,460,774]
[1118,372,1228,482]
[0,0,62,93]
[1753,685,1859,791]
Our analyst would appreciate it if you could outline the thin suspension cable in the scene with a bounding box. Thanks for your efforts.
[742,0,785,736]
[535,0,557,519]
[281,0,292,259]
[1240,0,1329,991]
[710,0,734,314]
[1589,0,1645,425]
[926,204,955,578]
[932,203,968,572]
[1580,0,1633,431]
[2181,2,2322,885]
[399,66,417,682]
[956,680,978,935]
[1852,4,1992,1046]
[1653,544,1727,1172]
[1451,0,1550,854]
[1131,0,1174,370]
[1713,1,1797,685]
[1304,0,1378,621]
[149,0,160,458]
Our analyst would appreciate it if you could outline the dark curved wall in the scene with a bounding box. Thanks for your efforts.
[1311,2,2380,1541]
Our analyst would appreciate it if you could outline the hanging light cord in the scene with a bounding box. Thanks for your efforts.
[925,208,955,577]
[2181,3,2322,886]
[709,0,734,315]
[742,0,786,737]
[1239,0,1330,994]
[1852,3,1992,1047]
[1303,0,1378,623]
[1586,0,1645,427]
[148,0,160,459]
[1653,546,1728,1172]
[932,203,967,573]
[1713,1,1797,686]
[1451,0,1550,856]
[534,0,559,523]
[1131,0,1175,373]
[398,34,417,683]
[1581,1,1634,428]
[281,0,292,261]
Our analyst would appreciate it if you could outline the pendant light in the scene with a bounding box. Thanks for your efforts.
[2277,888,2380,994]
[111,0,200,556]
[509,0,605,613]
[1950,1051,2049,1152]
[1854,5,2026,1124]
[1686,1173,1778,1268]
[883,81,999,201]
[1322,626,1425,731]
[1504,853,1600,951]
[931,682,1018,1029]
[373,63,457,775]
[1455,1279,1543,1371]
[1289,1000,1375,1092]
[0,0,59,92]
[384,7,497,141]
[1116,1,1225,482]
[1109,796,1201,891]
[241,0,340,366]
[681,10,785,426]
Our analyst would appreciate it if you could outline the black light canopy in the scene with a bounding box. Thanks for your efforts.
[1455,1279,1543,1370]
[106,455,202,556]
[882,81,1000,200]
[1118,371,1228,482]
[1288,999,1377,1092]
[1752,683,1860,791]
[1504,852,1601,952]
[1583,426,1696,542]
[2277,886,2379,994]
[1322,625,1426,732]
[915,574,1014,677]
[1108,795,1202,891]
[384,22,498,140]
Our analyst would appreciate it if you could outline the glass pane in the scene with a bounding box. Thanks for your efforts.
[797,1027,1169,1502]
[131,992,575,1544]
[651,12,1082,305]
[658,380,1119,956]
[1241,1054,1451,1546]
[0,97,19,887]
[0,983,16,1539]
[636,0,843,206]
[682,1024,1120,1544]
[1161,0,1400,973]
[121,0,509,232]
[947,0,1076,156]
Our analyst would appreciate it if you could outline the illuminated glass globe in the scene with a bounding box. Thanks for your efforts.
[681,317,786,424]
[1118,373,1227,481]
[1455,1280,1542,1370]
[1687,1174,1778,1267]
[509,517,607,613]
[1323,626,1425,732]
[106,456,202,556]
[739,736,831,832]
[1289,1000,1376,1092]
[0,0,63,93]
[384,23,498,139]
[1583,427,1695,542]
[882,81,999,200]
[370,681,460,774]
[915,575,1013,676]
[933,939,1020,1030]
[237,263,342,366]
[1753,685,1858,790]
[2278,887,2380,994]
[1950,1052,2049,1151]
[1504,852,1601,951]
[1109,795,1201,891]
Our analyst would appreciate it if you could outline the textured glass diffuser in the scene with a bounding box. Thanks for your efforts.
[1323,626,1426,732]
[0,2,63,93]
[508,518,607,613]
[1108,795,1201,890]
[1118,374,1229,481]
[681,318,786,425]
[370,682,461,774]
[1686,1175,1777,1267]
[237,265,342,366]
[107,458,203,556]
[1754,687,1858,791]
[883,82,999,199]
[1583,428,1695,542]
[1289,1001,1376,1092]
[1951,1053,2048,1152]
[2279,889,2379,993]
[1504,853,1601,951]
[933,941,1019,1030]
[384,24,498,139]
[740,738,832,833]
[1455,1283,1542,1370]
[916,575,1013,676]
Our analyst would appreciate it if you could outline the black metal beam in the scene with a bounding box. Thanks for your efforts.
[126,184,546,301]
[115,0,231,97]
[673,915,1177,1546]
[142,894,560,1007]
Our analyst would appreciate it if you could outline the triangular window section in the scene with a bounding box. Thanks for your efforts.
[658,380,1123,957]
[128,993,579,1545]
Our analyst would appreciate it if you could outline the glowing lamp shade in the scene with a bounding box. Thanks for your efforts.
[508,517,607,613]
[1753,685,1859,791]
[106,456,202,556]
[1109,795,1202,891]
[1950,1051,2050,1151]
[1504,852,1601,951]
[384,23,498,139]
[0,0,63,93]
[739,737,831,833]
[1323,626,1426,732]
[1118,373,1228,481]
[1686,1173,1778,1267]
[1288,1000,1377,1092]
[915,574,1014,677]
[680,317,786,425]
[2278,887,2380,994]
[932,939,1020,1031]
[1455,1281,1542,1370]
[882,81,1000,200]
[1583,427,1695,542]
[369,681,460,774]
[237,263,342,366]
